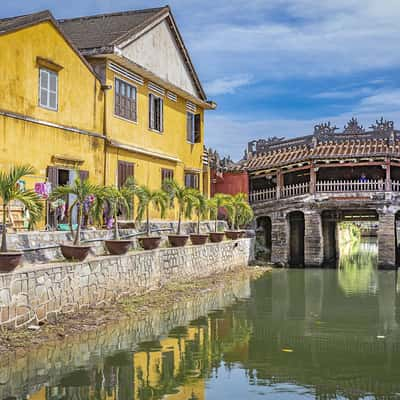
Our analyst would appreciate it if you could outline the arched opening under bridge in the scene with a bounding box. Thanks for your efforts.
[288,211,305,267]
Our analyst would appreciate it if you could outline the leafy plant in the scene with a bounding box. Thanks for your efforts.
[50,173,102,245]
[224,193,253,230]
[208,193,229,232]
[101,186,135,240]
[123,176,138,220]
[136,185,168,236]
[162,179,193,235]
[0,165,43,252]
[185,189,208,234]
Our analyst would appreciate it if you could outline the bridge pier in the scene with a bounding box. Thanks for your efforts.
[270,212,289,266]
[378,211,396,269]
[304,211,324,267]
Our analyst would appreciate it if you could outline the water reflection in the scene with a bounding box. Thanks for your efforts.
[5,241,400,400]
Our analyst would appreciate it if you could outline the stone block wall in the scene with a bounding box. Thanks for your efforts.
[304,211,324,267]
[0,238,253,328]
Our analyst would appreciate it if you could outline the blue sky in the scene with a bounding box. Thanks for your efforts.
[2,0,400,160]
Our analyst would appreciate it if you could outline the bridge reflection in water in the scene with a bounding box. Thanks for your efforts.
[8,242,400,400]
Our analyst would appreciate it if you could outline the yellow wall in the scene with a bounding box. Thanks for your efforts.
[103,62,205,193]
[0,22,103,133]
[0,21,105,185]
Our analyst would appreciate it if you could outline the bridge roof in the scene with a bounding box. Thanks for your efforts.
[245,118,400,171]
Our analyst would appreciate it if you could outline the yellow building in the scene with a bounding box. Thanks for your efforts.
[0,7,215,225]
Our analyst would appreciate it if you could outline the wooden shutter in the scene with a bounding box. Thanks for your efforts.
[159,98,164,132]
[149,94,154,129]
[79,170,89,182]
[118,161,134,188]
[47,166,58,188]
[194,114,201,143]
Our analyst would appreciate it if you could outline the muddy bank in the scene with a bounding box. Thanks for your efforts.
[0,265,270,359]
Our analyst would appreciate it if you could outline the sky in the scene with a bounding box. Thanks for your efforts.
[2,0,400,160]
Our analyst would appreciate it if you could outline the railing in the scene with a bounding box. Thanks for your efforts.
[316,179,384,192]
[280,182,310,198]
[249,179,400,203]
[249,187,277,203]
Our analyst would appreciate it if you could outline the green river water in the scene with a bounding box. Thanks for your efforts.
[2,239,400,400]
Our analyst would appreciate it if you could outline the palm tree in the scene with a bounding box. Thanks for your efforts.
[162,179,193,235]
[123,176,138,220]
[102,186,135,240]
[0,165,43,252]
[136,185,168,236]
[186,189,208,235]
[50,173,102,246]
[224,193,252,230]
[208,193,229,232]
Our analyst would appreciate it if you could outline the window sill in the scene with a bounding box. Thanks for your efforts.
[148,128,164,135]
[39,104,58,112]
[113,114,138,125]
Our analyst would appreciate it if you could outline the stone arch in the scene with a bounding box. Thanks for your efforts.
[321,210,338,267]
[288,211,305,267]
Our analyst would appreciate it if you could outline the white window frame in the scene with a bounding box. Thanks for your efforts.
[39,68,58,111]
[149,93,164,133]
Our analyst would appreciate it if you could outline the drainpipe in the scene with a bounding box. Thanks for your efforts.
[101,83,112,186]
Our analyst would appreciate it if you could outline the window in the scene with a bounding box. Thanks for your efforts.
[185,172,199,189]
[117,161,134,188]
[186,112,201,143]
[161,168,174,185]
[149,93,163,132]
[115,78,137,121]
[39,68,58,110]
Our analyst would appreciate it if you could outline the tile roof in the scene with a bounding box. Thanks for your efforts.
[246,136,400,171]
[0,10,53,35]
[58,7,168,51]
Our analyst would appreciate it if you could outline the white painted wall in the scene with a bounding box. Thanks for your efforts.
[121,20,199,97]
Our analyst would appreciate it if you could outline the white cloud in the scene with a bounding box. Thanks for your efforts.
[313,87,376,100]
[204,74,253,96]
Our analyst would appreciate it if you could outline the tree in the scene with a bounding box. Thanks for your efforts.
[50,174,102,246]
[185,189,208,234]
[162,179,193,235]
[101,186,135,240]
[208,193,229,232]
[0,165,43,252]
[136,185,168,236]
[224,193,253,230]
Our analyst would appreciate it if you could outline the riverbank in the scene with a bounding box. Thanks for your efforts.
[0,265,270,359]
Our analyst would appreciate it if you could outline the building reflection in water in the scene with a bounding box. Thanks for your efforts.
[26,240,400,399]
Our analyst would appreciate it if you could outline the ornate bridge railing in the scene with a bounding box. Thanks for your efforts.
[316,179,385,193]
[250,179,400,204]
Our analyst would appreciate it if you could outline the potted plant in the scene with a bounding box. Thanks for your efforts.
[224,193,251,239]
[162,179,192,247]
[0,165,43,272]
[50,174,102,261]
[208,193,228,243]
[186,189,209,245]
[102,186,136,255]
[136,185,168,250]
[236,199,254,238]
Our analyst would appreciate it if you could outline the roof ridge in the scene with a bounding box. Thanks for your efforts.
[58,6,168,23]
[0,9,51,23]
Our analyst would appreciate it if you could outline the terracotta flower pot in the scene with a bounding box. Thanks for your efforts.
[0,252,22,273]
[190,234,209,245]
[209,232,225,243]
[168,234,189,247]
[105,240,132,255]
[225,230,241,240]
[138,236,161,250]
[60,244,91,262]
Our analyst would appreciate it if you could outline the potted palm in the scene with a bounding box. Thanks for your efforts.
[186,189,209,245]
[102,186,136,255]
[0,165,43,272]
[162,179,192,247]
[208,193,228,243]
[136,185,168,250]
[236,200,254,238]
[225,193,250,239]
[50,174,102,261]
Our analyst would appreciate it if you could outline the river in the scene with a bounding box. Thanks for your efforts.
[2,239,400,399]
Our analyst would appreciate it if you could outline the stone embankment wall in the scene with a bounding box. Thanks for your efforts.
[0,277,251,399]
[0,238,253,329]
[8,221,228,265]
